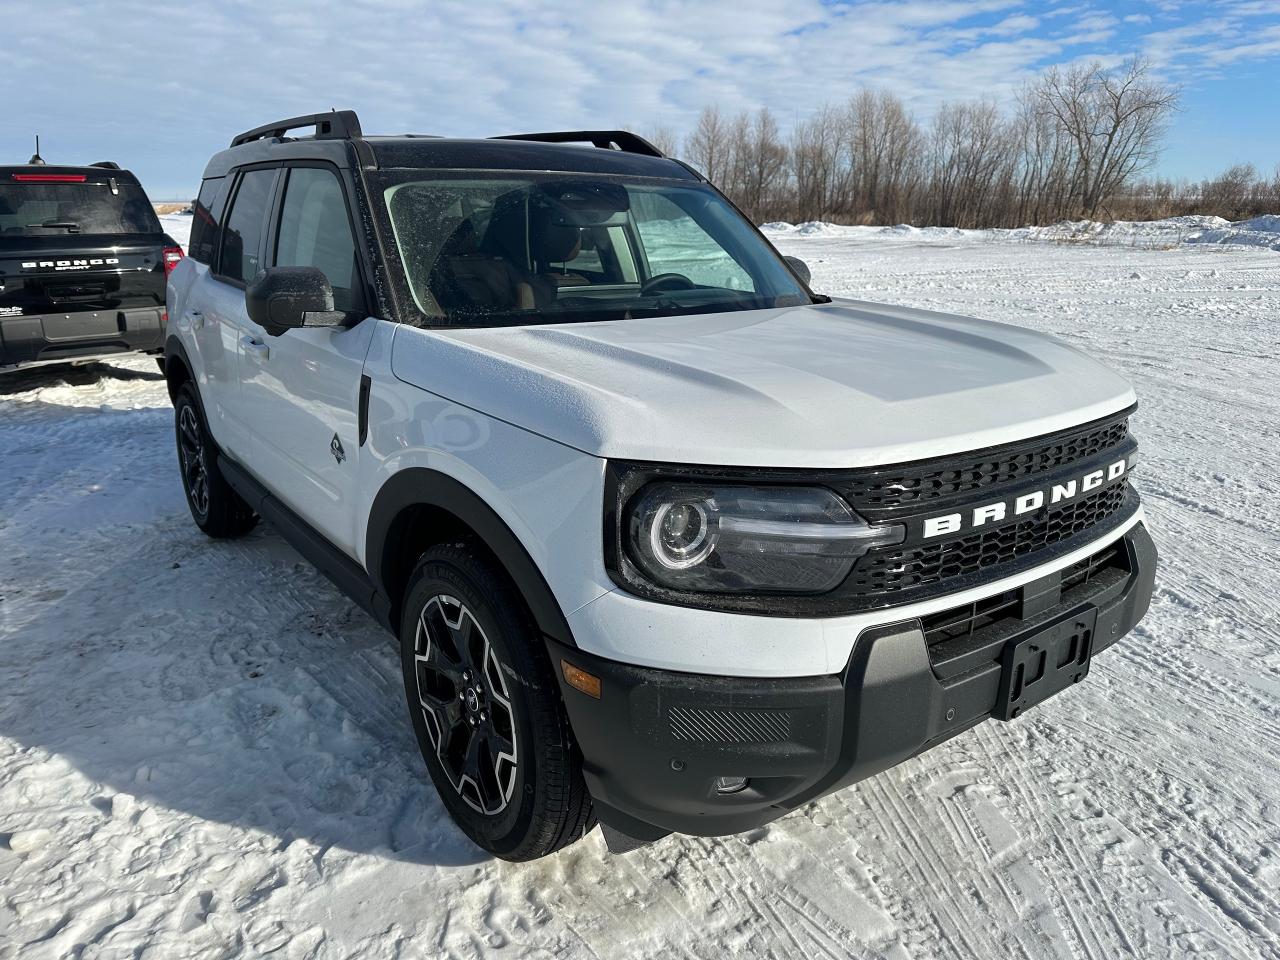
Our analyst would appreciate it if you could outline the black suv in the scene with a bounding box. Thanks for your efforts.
[0,157,182,371]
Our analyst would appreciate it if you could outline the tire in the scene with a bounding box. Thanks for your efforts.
[400,541,594,860]
[173,381,258,539]
[155,357,166,375]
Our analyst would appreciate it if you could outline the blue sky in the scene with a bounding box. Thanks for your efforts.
[2,0,1278,198]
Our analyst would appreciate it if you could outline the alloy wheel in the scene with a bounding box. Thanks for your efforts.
[413,595,519,815]
[178,404,210,519]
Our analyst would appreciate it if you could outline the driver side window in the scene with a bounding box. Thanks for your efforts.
[274,167,364,313]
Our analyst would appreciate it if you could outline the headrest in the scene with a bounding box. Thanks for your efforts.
[440,218,478,256]
[530,204,581,264]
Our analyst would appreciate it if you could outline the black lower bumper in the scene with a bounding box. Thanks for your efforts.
[551,522,1157,840]
[0,308,165,368]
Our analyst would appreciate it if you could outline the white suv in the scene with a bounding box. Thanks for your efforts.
[166,111,1156,860]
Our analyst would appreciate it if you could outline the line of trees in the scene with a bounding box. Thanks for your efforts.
[645,59,1272,228]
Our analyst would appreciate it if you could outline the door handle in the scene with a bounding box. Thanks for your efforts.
[187,310,204,330]
[240,335,269,361]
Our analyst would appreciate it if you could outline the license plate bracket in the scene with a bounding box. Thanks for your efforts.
[994,607,1098,721]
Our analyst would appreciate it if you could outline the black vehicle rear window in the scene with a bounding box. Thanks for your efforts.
[0,178,161,237]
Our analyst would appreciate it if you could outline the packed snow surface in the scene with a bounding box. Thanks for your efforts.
[2,216,1279,958]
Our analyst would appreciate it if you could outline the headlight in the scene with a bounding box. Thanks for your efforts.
[625,482,905,594]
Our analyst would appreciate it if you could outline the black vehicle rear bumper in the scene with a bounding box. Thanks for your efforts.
[0,308,166,368]
[551,522,1156,840]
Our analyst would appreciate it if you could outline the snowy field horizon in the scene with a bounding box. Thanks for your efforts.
[2,217,1278,957]
[151,207,1280,254]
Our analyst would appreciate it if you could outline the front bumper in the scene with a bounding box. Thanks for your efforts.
[551,523,1156,840]
[0,307,165,369]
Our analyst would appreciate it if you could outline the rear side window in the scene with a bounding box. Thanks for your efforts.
[217,169,276,283]
[188,177,227,264]
[273,167,363,312]
[0,178,160,237]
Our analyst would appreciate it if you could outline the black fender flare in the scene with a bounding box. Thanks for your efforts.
[365,468,577,648]
[163,335,194,402]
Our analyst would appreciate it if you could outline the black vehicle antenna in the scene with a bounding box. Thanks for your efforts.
[29,134,46,165]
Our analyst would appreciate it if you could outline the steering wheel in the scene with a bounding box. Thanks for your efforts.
[640,273,696,296]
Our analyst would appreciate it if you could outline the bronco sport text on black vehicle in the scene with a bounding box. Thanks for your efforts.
[165,111,1156,860]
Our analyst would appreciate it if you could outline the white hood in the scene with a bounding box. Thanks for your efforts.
[389,299,1135,468]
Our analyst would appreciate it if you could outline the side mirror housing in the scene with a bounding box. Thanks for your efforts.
[784,256,812,286]
[245,266,338,336]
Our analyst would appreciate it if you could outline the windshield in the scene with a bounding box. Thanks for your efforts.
[0,179,161,237]
[376,172,812,327]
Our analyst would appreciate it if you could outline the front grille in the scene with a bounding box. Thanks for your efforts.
[841,412,1131,512]
[849,482,1131,597]
[606,406,1140,617]
[920,541,1125,650]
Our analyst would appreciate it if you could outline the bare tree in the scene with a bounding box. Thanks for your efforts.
[1035,58,1180,218]
[684,106,731,185]
[924,100,1015,228]
[844,90,923,223]
[673,61,1200,228]
[737,108,789,222]
[643,123,679,158]
[790,106,845,222]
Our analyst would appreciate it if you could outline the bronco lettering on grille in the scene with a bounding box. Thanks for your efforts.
[921,456,1135,539]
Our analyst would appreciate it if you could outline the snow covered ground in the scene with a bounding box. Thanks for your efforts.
[1,217,1278,959]
[763,212,1280,251]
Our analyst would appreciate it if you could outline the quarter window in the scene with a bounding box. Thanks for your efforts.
[189,177,226,265]
[217,169,276,283]
[273,167,362,313]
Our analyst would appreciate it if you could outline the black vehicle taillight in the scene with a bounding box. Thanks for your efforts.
[163,246,184,276]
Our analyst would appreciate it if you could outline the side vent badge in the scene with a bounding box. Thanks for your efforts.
[330,433,346,464]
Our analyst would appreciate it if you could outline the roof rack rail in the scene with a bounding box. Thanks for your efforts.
[231,110,362,148]
[90,161,120,169]
[490,130,664,158]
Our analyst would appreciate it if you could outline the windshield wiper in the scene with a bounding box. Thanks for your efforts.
[26,221,81,233]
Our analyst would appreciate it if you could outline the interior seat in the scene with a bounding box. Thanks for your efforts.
[432,218,535,312]
[530,205,591,291]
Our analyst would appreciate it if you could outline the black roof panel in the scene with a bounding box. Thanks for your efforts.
[202,134,697,182]
[365,137,697,179]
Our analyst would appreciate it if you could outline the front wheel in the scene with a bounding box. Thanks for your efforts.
[400,541,594,860]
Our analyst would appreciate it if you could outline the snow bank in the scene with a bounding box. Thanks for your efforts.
[762,213,1280,251]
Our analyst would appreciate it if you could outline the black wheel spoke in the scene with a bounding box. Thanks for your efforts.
[176,404,210,518]
[486,722,516,759]
[412,594,519,817]
[416,616,463,675]
[463,729,502,810]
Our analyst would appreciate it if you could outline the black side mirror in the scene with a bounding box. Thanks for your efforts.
[784,256,812,285]
[245,266,341,336]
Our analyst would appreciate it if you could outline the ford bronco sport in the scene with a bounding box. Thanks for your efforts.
[1,150,181,370]
[165,111,1156,860]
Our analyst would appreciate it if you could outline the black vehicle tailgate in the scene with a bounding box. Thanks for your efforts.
[0,237,168,316]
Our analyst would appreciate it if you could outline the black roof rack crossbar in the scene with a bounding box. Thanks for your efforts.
[490,130,664,158]
[90,161,120,170]
[231,110,362,148]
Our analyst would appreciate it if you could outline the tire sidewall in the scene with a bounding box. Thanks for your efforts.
[174,382,210,525]
[399,551,545,856]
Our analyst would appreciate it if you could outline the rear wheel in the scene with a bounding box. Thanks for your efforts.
[174,381,257,539]
[400,541,594,860]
